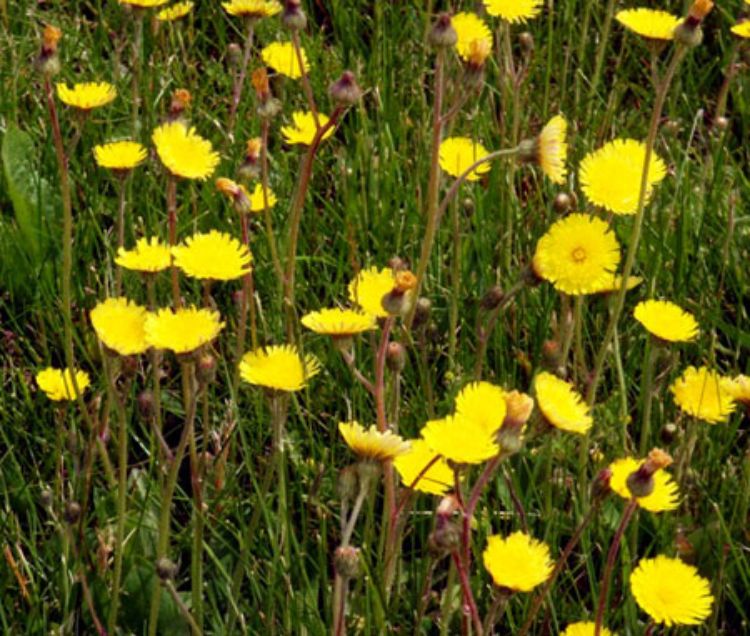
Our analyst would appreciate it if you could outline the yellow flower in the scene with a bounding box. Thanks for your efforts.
[338,421,410,462]
[438,137,491,181]
[56,82,117,110]
[301,308,376,336]
[145,307,224,354]
[451,12,492,61]
[348,266,396,318]
[281,111,334,146]
[537,115,568,184]
[116,237,171,273]
[90,297,149,356]
[239,345,320,392]
[221,0,281,18]
[157,1,193,21]
[261,42,309,79]
[119,0,169,7]
[560,622,613,636]
[533,213,621,296]
[172,230,252,281]
[483,0,542,23]
[36,367,90,401]
[535,372,593,434]
[249,183,277,212]
[670,366,735,424]
[608,457,679,512]
[630,555,713,626]
[634,300,698,342]
[580,139,667,215]
[731,22,750,38]
[420,415,499,464]
[393,439,453,495]
[482,531,553,592]
[93,141,147,171]
[616,9,681,40]
[592,274,642,294]
[152,121,220,180]
[455,381,507,438]
[722,375,750,407]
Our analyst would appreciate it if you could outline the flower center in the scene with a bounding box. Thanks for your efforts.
[571,247,587,263]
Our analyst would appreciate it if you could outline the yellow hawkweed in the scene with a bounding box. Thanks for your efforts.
[451,12,492,61]
[670,366,735,424]
[537,115,568,184]
[438,137,491,181]
[221,0,281,18]
[152,121,220,180]
[249,183,277,212]
[580,139,667,215]
[157,1,193,21]
[532,213,620,295]
[36,367,90,402]
[731,22,750,38]
[261,42,309,79]
[116,237,171,273]
[593,274,642,294]
[90,297,149,356]
[171,230,252,281]
[93,141,147,171]
[722,375,750,407]
[56,82,117,110]
[338,421,411,462]
[535,372,593,434]
[630,556,713,626]
[483,531,553,592]
[560,623,613,636]
[281,111,334,146]
[300,308,376,337]
[608,457,679,512]
[616,9,681,40]
[483,0,542,23]
[420,415,499,464]
[239,345,320,392]
[119,0,169,6]
[393,439,453,495]
[348,266,396,318]
[634,300,698,342]
[145,307,224,354]
[455,381,507,438]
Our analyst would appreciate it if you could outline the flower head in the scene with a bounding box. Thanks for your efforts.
[248,183,277,212]
[533,213,620,295]
[420,415,499,464]
[239,344,320,392]
[630,556,713,626]
[157,1,194,21]
[281,111,334,146]
[537,115,568,184]
[451,12,492,61]
[670,366,735,424]
[535,372,593,434]
[56,82,117,110]
[580,139,666,215]
[722,375,750,407]
[119,0,169,7]
[616,9,681,40]
[93,141,147,172]
[36,367,90,401]
[338,421,410,462]
[483,0,542,23]
[348,266,396,318]
[455,381,507,438]
[152,121,220,180]
[116,237,171,273]
[439,137,490,181]
[222,0,281,18]
[483,531,553,592]
[634,300,698,342]
[90,297,149,356]
[731,22,750,38]
[393,439,453,495]
[609,457,679,512]
[261,41,309,79]
[301,308,376,337]
[592,274,642,294]
[172,230,252,281]
[145,307,224,354]
[560,622,613,636]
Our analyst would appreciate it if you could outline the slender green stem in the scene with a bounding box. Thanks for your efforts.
[164,579,203,635]
[587,0,617,110]
[450,551,483,636]
[131,12,144,137]
[448,198,461,368]
[114,175,127,296]
[166,175,181,309]
[291,30,319,127]
[228,20,255,139]
[639,336,660,455]
[260,120,284,292]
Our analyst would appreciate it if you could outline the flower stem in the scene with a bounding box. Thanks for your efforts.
[227,20,254,139]
[114,174,127,296]
[448,198,461,368]
[260,119,284,291]
[639,336,660,455]
[291,30,319,127]
[450,551,483,636]
[166,175,181,308]
[131,12,144,137]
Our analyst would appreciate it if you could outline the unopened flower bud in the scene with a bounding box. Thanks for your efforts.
[137,390,155,420]
[168,88,191,122]
[40,488,53,508]
[503,391,534,429]
[252,67,270,101]
[660,422,678,444]
[480,286,505,311]
[714,116,729,131]
[64,501,81,524]
[334,545,361,578]
[337,465,359,502]
[197,353,217,384]
[519,31,534,54]
[329,70,362,106]
[156,557,178,581]
[37,25,62,76]
[553,192,572,213]
[429,13,457,48]
[592,467,613,500]
[412,297,432,329]
[542,339,562,369]
[626,448,673,498]
[282,0,307,31]
[227,43,242,67]
[386,342,406,372]
[428,520,461,555]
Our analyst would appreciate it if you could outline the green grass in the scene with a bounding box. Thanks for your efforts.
[1,0,749,634]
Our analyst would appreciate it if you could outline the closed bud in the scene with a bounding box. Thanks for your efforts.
[519,31,534,54]
[553,192,572,213]
[660,422,678,444]
[663,119,681,136]
[386,342,406,372]
[197,354,217,384]
[37,25,62,76]
[429,13,457,48]
[329,70,362,106]
[334,545,361,578]
[542,339,561,369]
[714,116,729,131]
[227,43,242,67]
[337,465,359,502]
[168,88,191,122]
[137,390,155,420]
[156,557,178,581]
[412,297,432,329]
[480,285,504,311]
[282,0,307,31]
[40,488,53,508]
[592,467,613,500]
[64,501,81,524]
[428,520,461,555]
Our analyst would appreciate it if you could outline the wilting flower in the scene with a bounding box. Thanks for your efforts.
[634,300,698,342]
[670,366,735,424]
[281,111,334,145]
[261,41,309,79]
[420,415,499,464]
[239,344,320,392]
[36,367,90,401]
[560,622,613,636]
[483,0,542,23]
[438,137,491,181]
[483,531,553,592]
[157,1,194,21]
[393,439,453,495]
[301,308,376,337]
[145,307,224,354]
[116,237,171,273]
[90,297,149,356]
[152,121,220,180]
[56,82,117,110]
[248,183,277,211]
[348,266,396,318]
[451,12,492,61]
[172,230,252,281]
[338,421,410,462]
[533,213,620,295]
[630,555,713,626]
[221,0,281,18]
[455,381,507,437]
[534,372,593,434]
[616,9,681,40]
[580,139,666,215]
[93,141,147,172]
[609,456,679,512]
